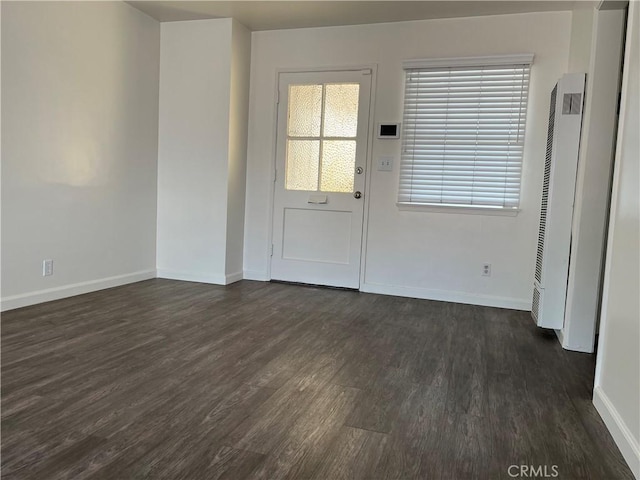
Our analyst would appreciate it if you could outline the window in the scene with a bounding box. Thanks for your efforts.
[285,83,360,193]
[398,55,533,211]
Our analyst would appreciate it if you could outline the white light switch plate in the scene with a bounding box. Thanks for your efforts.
[378,156,393,171]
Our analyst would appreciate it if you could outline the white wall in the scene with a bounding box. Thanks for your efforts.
[244,12,572,309]
[567,8,595,73]
[156,18,250,285]
[1,1,160,310]
[594,2,640,477]
[226,20,251,280]
[563,7,626,352]
[156,19,232,283]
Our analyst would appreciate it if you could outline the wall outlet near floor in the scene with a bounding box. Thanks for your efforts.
[43,259,54,277]
[482,263,491,277]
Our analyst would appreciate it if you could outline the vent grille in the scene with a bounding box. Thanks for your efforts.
[535,84,557,284]
[562,93,582,115]
[531,286,541,322]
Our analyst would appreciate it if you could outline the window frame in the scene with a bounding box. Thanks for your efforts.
[397,54,534,215]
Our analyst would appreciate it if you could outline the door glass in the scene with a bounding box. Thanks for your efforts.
[286,140,320,191]
[320,140,356,192]
[285,83,360,193]
[323,84,359,137]
[288,85,322,137]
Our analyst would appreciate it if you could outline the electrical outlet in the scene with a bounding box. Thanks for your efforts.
[378,156,393,171]
[43,259,53,277]
[482,263,491,277]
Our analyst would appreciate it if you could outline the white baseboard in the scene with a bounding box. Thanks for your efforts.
[243,269,270,281]
[555,328,565,346]
[156,269,227,285]
[360,281,531,311]
[225,271,244,284]
[557,328,595,353]
[234,275,530,310]
[593,386,640,479]
[156,269,243,285]
[0,270,157,312]
[555,328,595,354]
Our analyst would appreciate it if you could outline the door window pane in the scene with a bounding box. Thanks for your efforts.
[286,140,320,191]
[320,140,356,192]
[288,85,322,137]
[323,84,360,137]
[285,82,359,192]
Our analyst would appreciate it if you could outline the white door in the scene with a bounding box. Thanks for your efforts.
[271,69,372,289]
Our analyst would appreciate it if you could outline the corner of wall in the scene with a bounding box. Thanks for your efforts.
[593,2,640,478]
[225,19,252,279]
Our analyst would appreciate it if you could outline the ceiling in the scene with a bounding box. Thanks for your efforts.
[127,1,584,31]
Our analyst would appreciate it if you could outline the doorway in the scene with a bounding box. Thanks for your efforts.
[271,69,372,288]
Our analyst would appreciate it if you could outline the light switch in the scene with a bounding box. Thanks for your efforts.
[378,156,393,171]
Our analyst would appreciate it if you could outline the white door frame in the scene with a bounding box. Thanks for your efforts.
[265,64,378,286]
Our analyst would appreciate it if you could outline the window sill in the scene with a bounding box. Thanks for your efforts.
[396,202,520,216]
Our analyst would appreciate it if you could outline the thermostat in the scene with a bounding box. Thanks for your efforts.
[377,123,401,139]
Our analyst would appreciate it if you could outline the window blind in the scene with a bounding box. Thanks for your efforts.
[399,57,532,209]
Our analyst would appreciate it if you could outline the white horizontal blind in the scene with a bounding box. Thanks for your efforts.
[399,59,532,208]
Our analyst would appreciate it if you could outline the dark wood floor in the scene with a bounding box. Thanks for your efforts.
[1,279,633,479]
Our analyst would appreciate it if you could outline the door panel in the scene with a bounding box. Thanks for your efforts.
[282,209,352,264]
[271,70,372,288]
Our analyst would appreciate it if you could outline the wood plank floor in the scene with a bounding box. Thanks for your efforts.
[1,279,634,479]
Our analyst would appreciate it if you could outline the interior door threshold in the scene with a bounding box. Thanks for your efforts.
[269,280,358,292]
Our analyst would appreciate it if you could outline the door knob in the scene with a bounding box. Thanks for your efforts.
[356,166,364,175]
[354,191,362,199]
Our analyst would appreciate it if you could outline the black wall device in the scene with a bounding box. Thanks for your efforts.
[378,123,400,138]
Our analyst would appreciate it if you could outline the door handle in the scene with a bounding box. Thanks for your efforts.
[354,191,362,199]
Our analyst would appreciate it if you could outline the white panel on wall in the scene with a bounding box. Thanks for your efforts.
[156,18,250,285]
[157,19,232,282]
